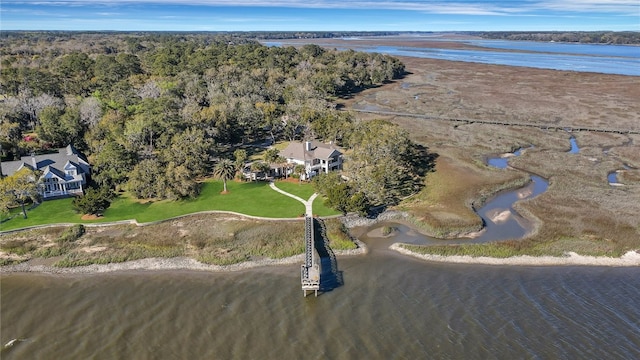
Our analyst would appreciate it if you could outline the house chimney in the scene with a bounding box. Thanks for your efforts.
[31,153,37,169]
[305,141,311,151]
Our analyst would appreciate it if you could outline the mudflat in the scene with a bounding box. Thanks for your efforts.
[339,39,640,253]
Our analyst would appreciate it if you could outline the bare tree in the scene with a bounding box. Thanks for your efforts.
[79,97,103,128]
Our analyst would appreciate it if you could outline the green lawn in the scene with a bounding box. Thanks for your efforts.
[312,199,341,217]
[272,180,316,199]
[273,180,340,217]
[1,180,339,231]
[2,198,80,229]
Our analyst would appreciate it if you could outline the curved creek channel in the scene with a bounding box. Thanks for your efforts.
[364,145,556,245]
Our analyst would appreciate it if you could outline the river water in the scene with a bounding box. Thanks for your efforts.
[3,251,640,359]
[264,38,640,76]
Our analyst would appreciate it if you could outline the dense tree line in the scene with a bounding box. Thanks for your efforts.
[476,31,640,45]
[0,32,405,203]
[314,120,435,213]
[231,31,410,40]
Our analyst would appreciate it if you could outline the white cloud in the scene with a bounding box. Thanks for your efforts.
[533,0,640,13]
[4,0,638,16]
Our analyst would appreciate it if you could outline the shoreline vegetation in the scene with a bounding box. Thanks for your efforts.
[1,172,638,272]
[0,213,361,269]
[3,223,639,274]
[4,250,640,275]
[1,242,368,275]
[393,244,640,267]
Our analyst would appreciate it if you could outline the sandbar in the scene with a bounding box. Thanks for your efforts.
[391,243,640,267]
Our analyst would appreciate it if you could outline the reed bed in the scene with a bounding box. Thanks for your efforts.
[345,56,640,254]
[0,213,356,267]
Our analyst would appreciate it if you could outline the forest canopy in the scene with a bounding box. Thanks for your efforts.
[0,32,406,204]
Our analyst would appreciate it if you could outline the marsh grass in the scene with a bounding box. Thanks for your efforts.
[381,226,396,236]
[324,218,357,250]
[1,240,37,256]
[346,58,640,255]
[1,213,356,267]
[403,235,625,259]
[0,227,68,264]
[397,155,527,237]
[618,169,640,184]
[57,224,85,244]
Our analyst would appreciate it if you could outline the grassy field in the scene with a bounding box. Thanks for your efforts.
[1,180,340,231]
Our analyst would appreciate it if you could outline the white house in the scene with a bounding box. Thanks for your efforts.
[279,140,343,180]
[1,145,90,199]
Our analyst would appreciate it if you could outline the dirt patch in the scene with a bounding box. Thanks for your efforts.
[80,246,108,253]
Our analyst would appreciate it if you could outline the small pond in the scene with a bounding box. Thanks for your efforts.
[609,165,633,185]
[569,136,580,154]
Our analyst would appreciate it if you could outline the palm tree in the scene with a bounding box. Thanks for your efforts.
[294,164,306,183]
[213,158,236,193]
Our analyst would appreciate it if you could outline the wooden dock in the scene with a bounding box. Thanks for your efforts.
[301,215,320,297]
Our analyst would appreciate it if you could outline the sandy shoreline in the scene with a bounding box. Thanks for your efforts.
[0,243,369,274]
[391,244,640,267]
[2,243,638,274]
[0,255,305,274]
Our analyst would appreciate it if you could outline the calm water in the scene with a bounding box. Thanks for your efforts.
[3,252,640,359]
[264,39,640,76]
[609,171,619,183]
[467,39,640,58]
[569,137,580,154]
[486,148,524,169]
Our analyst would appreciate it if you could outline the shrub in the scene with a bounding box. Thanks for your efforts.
[0,240,37,255]
[72,186,113,215]
[57,224,85,244]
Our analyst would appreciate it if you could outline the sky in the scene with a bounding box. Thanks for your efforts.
[1,1,639,32]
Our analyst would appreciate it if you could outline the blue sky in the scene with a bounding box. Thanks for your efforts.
[2,1,639,31]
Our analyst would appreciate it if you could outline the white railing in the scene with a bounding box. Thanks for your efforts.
[42,188,83,198]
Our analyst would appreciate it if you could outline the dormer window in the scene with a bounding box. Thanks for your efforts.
[64,161,77,177]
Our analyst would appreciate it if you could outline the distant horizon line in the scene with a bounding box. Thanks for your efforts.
[3,29,638,33]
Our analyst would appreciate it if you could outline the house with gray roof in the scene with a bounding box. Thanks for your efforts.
[279,140,343,180]
[1,145,90,199]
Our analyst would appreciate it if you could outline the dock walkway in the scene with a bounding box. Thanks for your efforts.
[269,182,320,297]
